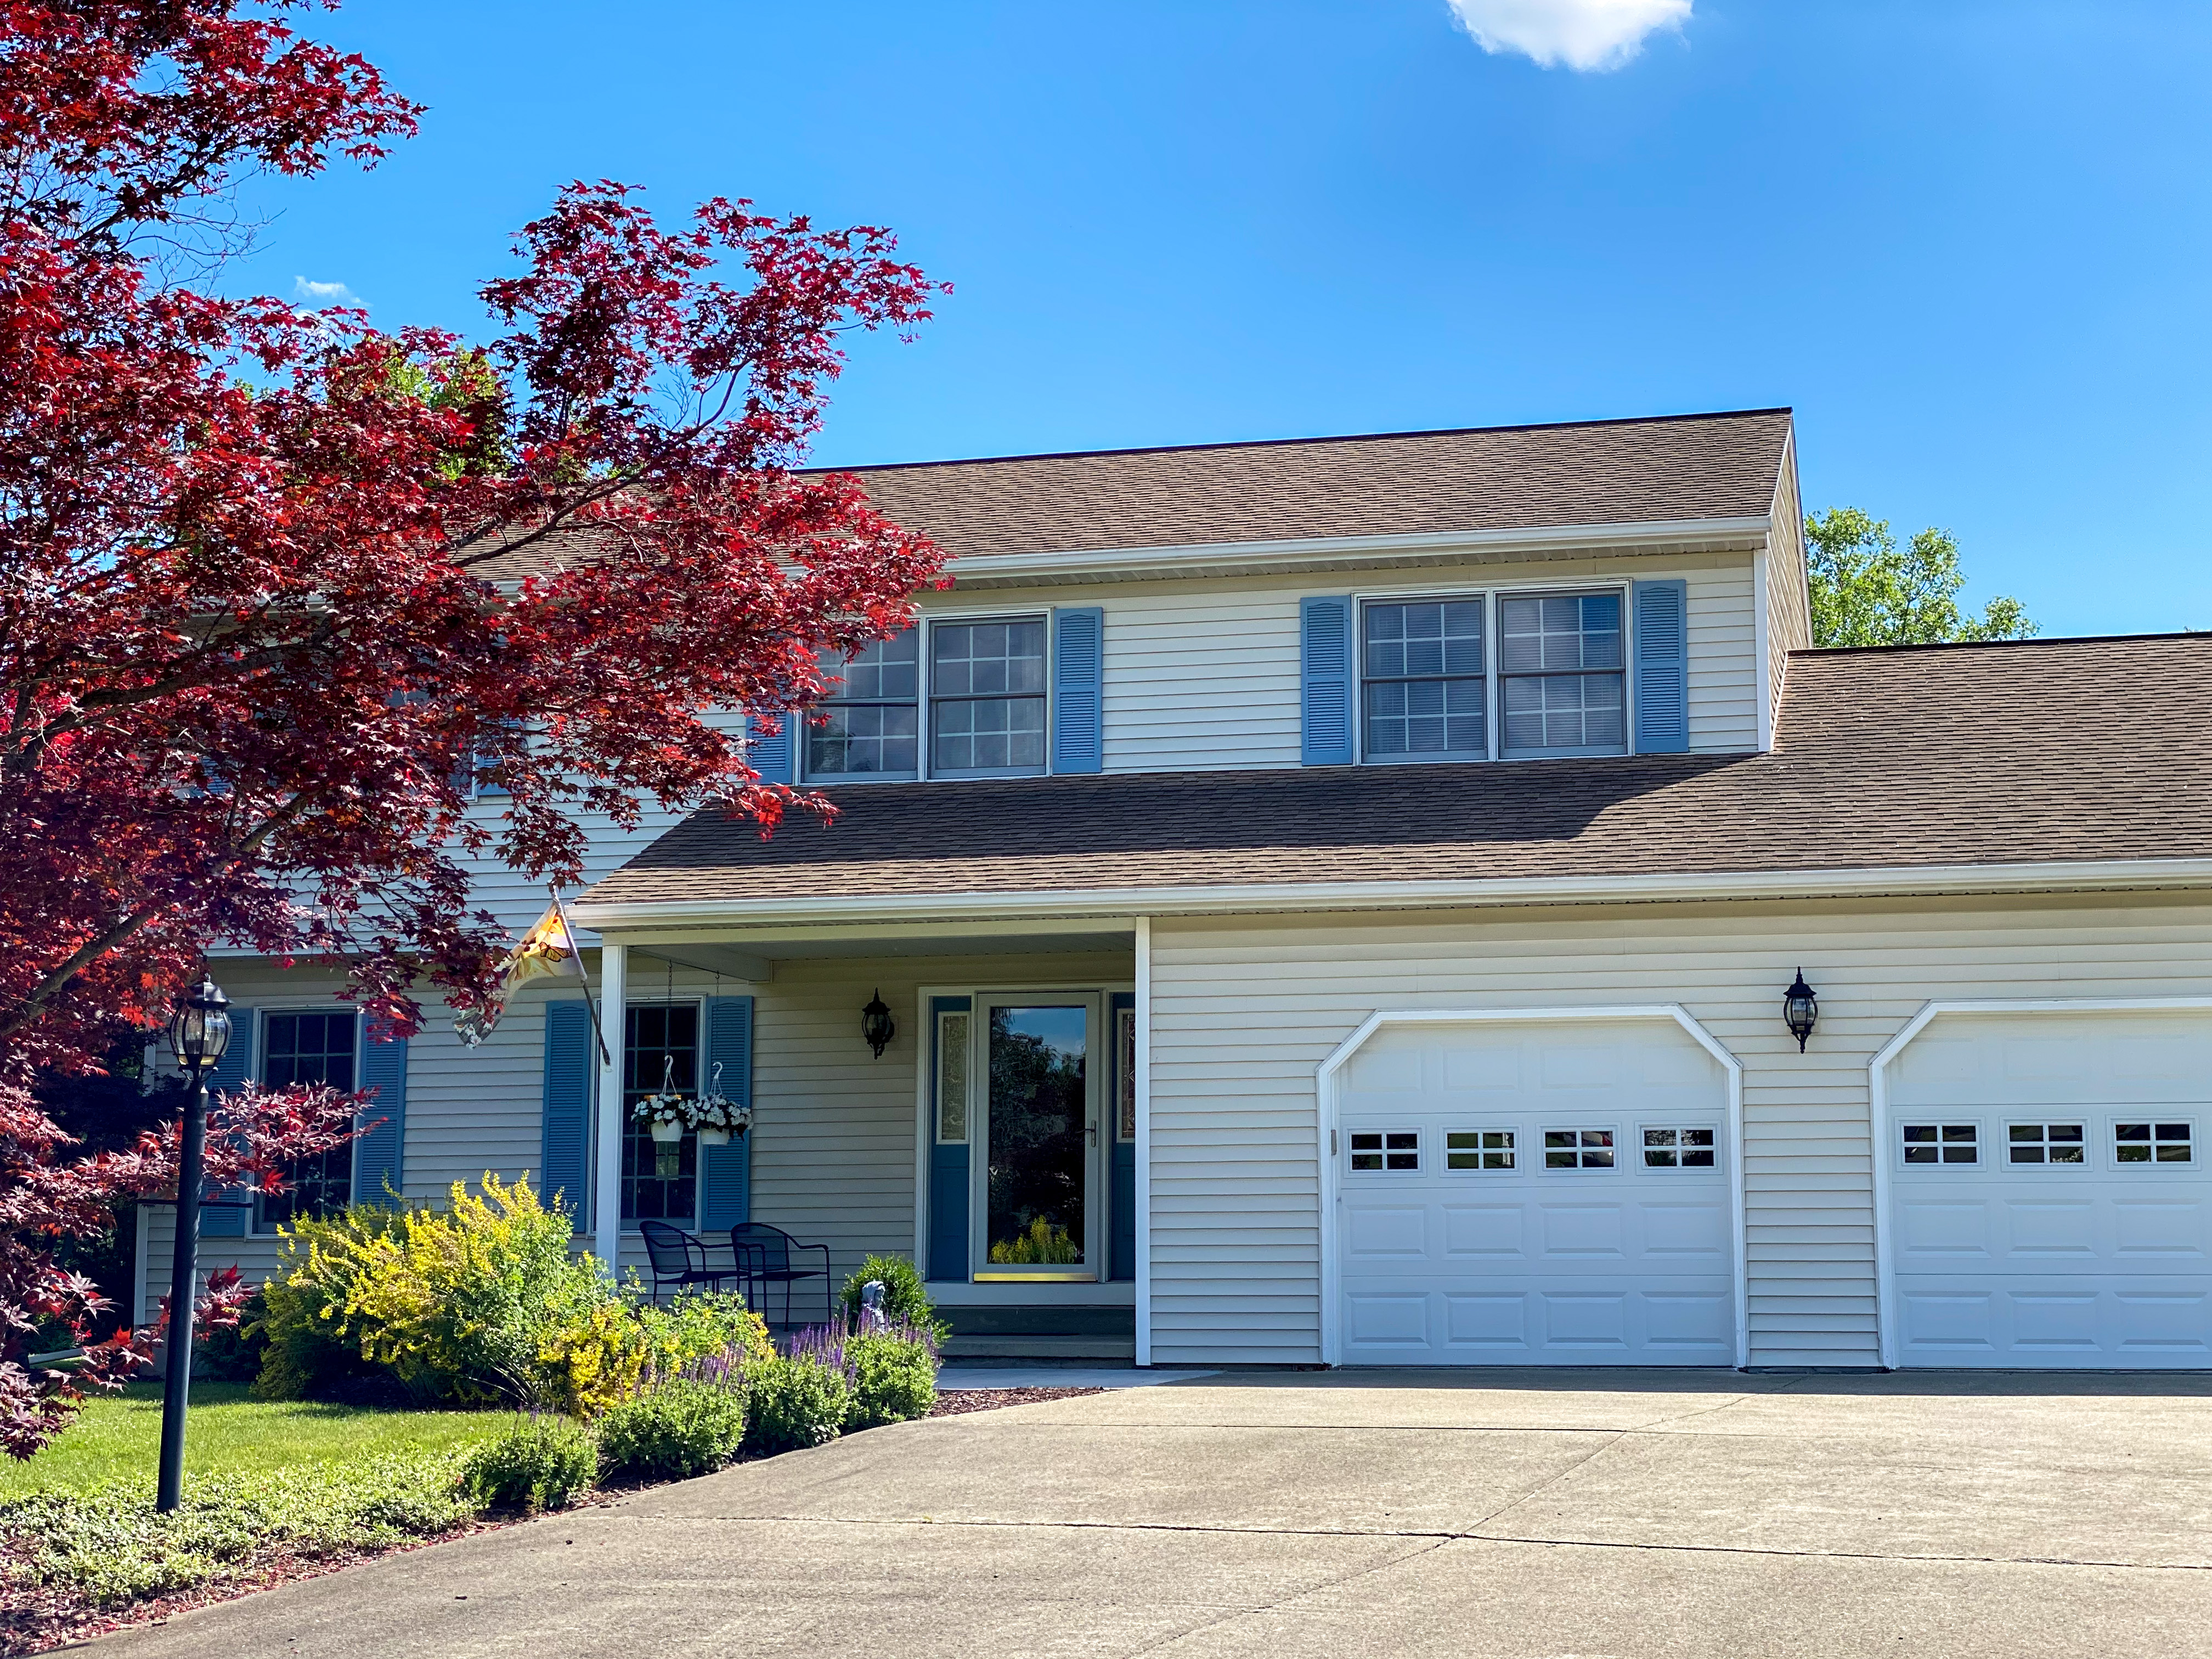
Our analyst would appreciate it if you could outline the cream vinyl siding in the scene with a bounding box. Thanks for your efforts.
[1145,895,2212,1369]
[1764,453,1812,731]
[921,553,1760,773]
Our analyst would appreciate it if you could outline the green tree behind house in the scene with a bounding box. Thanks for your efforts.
[1804,507,2038,648]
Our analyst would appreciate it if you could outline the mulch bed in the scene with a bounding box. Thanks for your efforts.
[929,1386,1106,1417]
[1,1390,1104,1654]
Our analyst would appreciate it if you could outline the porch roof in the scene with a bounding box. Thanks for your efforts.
[575,634,2212,915]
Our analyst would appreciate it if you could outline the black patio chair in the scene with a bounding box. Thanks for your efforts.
[728,1222,832,1326]
[639,1220,748,1305]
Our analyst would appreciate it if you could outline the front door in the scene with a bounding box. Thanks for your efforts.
[975,997,1102,1281]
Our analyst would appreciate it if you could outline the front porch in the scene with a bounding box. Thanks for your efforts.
[579,920,1145,1362]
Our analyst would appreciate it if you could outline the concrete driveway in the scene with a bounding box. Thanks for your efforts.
[87,1369,2212,1658]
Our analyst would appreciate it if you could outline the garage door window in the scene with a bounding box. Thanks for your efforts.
[1641,1126,1716,1169]
[2007,1122,2084,1164]
[1446,1129,1515,1170]
[2116,1121,2193,1164]
[1902,1123,1977,1166]
[1544,1128,1615,1170]
[1350,1131,1419,1172]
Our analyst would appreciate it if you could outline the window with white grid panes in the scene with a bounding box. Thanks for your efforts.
[1544,1128,1615,1169]
[1349,1130,1419,1172]
[1903,1123,1978,1165]
[808,629,919,780]
[1446,1129,1515,1170]
[2116,1121,2193,1164]
[1641,1126,1717,1169]
[2007,1122,2085,1164]
[930,618,1047,777]
[257,1011,358,1227]
[1361,598,1486,761]
[1499,592,1626,757]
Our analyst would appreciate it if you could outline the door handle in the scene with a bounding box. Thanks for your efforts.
[1087,1119,1098,1146]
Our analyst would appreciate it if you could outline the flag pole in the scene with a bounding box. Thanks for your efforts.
[550,883,612,1067]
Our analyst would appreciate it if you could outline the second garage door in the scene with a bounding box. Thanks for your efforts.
[1885,1008,2212,1368]
[1334,1014,1737,1365]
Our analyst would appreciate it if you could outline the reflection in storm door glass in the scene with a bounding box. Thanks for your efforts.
[1116,1006,1137,1141]
[986,1005,1088,1266]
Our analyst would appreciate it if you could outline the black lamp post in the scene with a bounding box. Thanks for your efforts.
[861,990,896,1059]
[157,973,231,1514]
[1782,968,1819,1053]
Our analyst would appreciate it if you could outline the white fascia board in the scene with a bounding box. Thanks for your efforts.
[943,516,1774,585]
[569,855,2212,933]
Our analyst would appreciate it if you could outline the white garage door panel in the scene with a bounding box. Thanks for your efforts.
[1887,1009,2212,1369]
[1337,1018,1736,1367]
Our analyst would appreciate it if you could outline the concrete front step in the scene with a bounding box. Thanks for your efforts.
[940,1334,1137,1361]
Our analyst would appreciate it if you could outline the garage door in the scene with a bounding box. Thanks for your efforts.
[1886,1010,2212,1368]
[1334,1015,1736,1365]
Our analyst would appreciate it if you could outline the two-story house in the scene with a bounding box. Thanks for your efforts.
[137,407,2212,1372]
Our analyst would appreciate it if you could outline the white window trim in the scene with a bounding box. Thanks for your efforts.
[1350,577,1637,768]
[805,606,1056,787]
[1635,1121,1724,1171]
[1538,1124,1627,1173]
[1442,1126,1520,1172]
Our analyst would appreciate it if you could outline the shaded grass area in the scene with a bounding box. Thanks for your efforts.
[0,1382,510,1498]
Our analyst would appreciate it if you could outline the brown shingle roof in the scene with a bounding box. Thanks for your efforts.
[464,409,1793,580]
[578,634,2212,911]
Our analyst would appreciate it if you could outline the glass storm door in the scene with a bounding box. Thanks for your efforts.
[976,998,1100,1280]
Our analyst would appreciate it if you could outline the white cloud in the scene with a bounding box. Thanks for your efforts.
[1446,0,1691,71]
[292,276,363,307]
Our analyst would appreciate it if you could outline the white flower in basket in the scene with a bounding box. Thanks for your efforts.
[692,1061,752,1146]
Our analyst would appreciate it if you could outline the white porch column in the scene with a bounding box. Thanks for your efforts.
[593,940,628,1271]
[1134,916,1153,1367]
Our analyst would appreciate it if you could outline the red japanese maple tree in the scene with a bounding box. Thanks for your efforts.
[0,1,946,1452]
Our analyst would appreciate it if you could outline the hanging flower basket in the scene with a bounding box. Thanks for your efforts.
[691,1060,751,1147]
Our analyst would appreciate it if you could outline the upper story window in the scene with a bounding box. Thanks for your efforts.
[810,629,920,780]
[1357,588,1628,765]
[1362,599,1486,762]
[800,616,1051,784]
[929,618,1047,778]
[1499,593,1625,757]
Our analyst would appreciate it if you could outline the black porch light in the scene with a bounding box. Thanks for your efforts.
[157,973,231,1514]
[861,989,896,1059]
[1782,968,1819,1053]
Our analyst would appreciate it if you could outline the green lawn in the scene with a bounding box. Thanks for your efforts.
[1,1383,512,1498]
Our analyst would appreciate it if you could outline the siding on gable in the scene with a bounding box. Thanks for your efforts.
[917,552,1761,774]
[1764,453,1812,737]
[1143,896,2212,1369]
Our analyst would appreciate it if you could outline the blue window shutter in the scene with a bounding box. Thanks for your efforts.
[746,709,794,785]
[198,1009,256,1237]
[1050,606,1105,774]
[1633,578,1690,754]
[352,1029,407,1205]
[698,996,753,1231]
[540,1001,594,1232]
[1300,596,1357,765]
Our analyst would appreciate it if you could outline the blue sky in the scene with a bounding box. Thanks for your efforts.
[228,1,2212,637]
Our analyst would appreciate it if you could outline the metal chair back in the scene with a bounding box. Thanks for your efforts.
[640,1219,700,1277]
[730,1221,792,1274]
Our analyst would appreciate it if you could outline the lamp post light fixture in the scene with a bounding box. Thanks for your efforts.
[1782,968,1819,1053]
[861,990,896,1059]
[157,973,232,1514]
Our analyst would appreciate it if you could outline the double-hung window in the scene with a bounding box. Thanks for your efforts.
[803,617,1052,783]
[1499,592,1626,757]
[258,1011,357,1228]
[810,629,920,780]
[930,618,1047,777]
[1362,599,1486,761]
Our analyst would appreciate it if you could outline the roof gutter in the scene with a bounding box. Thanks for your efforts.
[943,514,1773,585]
[568,855,2212,933]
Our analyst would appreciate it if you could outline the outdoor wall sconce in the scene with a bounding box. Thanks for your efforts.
[1783,968,1819,1052]
[861,989,896,1059]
